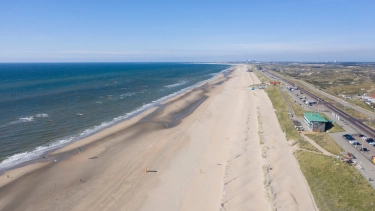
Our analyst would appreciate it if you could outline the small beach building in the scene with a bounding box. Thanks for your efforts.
[303,112,328,132]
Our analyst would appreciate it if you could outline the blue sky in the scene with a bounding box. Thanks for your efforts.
[0,0,374,62]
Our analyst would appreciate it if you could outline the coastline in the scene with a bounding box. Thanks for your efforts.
[0,65,317,211]
[0,65,234,186]
[0,64,233,175]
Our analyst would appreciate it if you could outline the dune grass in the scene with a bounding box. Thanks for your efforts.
[305,133,343,155]
[348,98,375,114]
[365,121,375,130]
[264,86,319,152]
[295,150,375,211]
[253,70,268,83]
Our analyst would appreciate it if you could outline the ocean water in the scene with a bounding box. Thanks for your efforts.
[0,63,230,171]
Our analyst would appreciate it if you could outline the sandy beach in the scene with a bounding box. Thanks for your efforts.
[0,65,317,211]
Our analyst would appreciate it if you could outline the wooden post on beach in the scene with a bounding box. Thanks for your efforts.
[145,167,149,173]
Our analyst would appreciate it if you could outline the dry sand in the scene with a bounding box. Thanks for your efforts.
[0,65,317,211]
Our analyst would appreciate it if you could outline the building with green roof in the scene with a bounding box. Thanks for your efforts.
[303,112,328,132]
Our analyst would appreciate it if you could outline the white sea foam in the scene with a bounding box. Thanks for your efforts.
[120,92,135,97]
[7,113,49,126]
[35,113,49,118]
[0,66,232,172]
[164,80,187,88]
[17,116,35,122]
[0,137,74,170]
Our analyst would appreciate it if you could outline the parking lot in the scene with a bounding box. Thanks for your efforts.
[339,133,374,160]
[277,77,375,185]
[283,84,375,159]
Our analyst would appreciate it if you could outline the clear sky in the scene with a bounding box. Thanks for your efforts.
[0,0,374,62]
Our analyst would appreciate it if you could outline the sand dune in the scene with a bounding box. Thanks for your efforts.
[0,65,316,211]
[257,90,317,211]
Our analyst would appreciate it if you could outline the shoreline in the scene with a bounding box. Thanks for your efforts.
[0,65,233,175]
[0,65,317,211]
[0,65,234,186]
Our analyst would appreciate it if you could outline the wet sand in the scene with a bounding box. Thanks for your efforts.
[0,65,316,211]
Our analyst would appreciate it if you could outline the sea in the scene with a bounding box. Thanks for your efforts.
[0,63,230,172]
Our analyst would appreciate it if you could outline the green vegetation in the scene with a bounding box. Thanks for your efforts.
[273,68,374,123]
[275,63,375,96]
[260,64,375,210]
[269,62,375,114]
[348,98,375,114]
[253,70,268,83]
[305,133,343,155]
[295,150,375,211]
[264,85,319,152]
[364,121,375,130]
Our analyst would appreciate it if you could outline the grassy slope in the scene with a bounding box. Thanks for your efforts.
[348,98,375,114]
[305,133,343,155]
[253,70,268,83]
[365,121,375,130]
[264,85,318,152]
[296,150,375,211]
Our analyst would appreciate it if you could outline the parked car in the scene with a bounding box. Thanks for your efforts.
[360,148,368,151]
[362,136,368,140]
[366,138,374,143]
[369,142,375,146]
[359,134,365,137]
[351,141,360,145]
[343,134,355,141]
